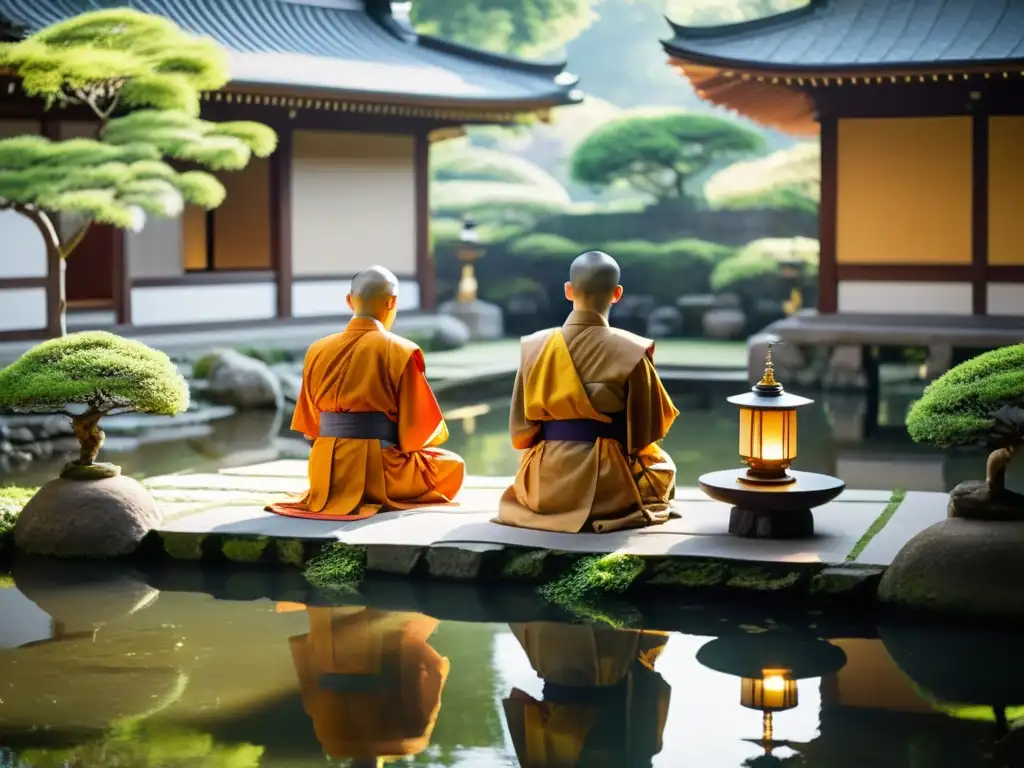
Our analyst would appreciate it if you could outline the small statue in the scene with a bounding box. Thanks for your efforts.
[497,251,680,533]
[268,266,464,520]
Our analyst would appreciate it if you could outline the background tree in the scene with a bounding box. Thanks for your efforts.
[0,9,277,336]
[0,331,189,478]
[569,110,765,202]
[906,344,1024,497]
[410,0,594,57]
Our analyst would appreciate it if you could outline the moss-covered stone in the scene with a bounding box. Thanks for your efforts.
[0,573,13,589]
[501,549,548,581]
[161,532,206,561]
[425,544,498,581]
[222,536,269,563]
[365,545,423,575]
[304,542,367,590]
[539,553,646,607]
[647,559,728,588]
[725,567,803,592]
[275,539,306,568]
[810,565,885,597]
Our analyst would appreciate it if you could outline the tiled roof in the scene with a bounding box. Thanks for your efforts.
[0,0,580,107]
[662,0,1024,72]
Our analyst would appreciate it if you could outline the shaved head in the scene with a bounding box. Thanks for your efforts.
[570,250,620,298]
[351,265,399,302]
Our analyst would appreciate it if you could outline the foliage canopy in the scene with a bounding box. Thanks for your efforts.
[431,179,570,221]
[906,345,1024,448]
[431,141,567,194]
[0,331,189,416]
[711,236,819,293]
[570,110,765,202]
[705,142,820,213]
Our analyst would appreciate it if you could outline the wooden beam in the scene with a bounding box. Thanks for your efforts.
[818,115,839,313]
[112,224,131,325]
[269,125,294,319]
[836,264,1024,281]
[413,132,436,311]
[971,112,989,314]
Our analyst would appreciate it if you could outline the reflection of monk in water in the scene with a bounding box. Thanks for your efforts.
[279,603,449,765]
[504,622,671,767]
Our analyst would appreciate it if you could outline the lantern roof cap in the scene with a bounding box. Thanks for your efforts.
[728,342,813,409]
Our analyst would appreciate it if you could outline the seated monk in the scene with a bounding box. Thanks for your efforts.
[268,266,465,521]
[498,251,679,533]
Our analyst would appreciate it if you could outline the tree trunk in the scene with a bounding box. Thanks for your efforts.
[986,443,1018,495]
[71,409,105,465]
[18,206,69,337]
[56,247,67,337]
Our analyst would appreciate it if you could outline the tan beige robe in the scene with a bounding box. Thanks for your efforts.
[498,309,679,533]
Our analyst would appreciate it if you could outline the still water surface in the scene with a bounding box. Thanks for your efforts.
[0,571,1021,767]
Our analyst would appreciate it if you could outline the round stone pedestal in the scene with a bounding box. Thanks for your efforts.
[438,299,504,340]
[698,468,845,539]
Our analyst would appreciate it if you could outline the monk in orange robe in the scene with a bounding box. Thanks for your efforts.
[268,266,465,521]
[279,603,449,766]
[498,251,679,534]
[503,622,671,767]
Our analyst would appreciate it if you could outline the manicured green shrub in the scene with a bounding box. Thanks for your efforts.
[507,233,582,260]
[0,331,189,470]
[431,180,570,222]
[598,238,730,302]
[906,345,1024,492]
[431,142,566,194]
[711,236,819,294]
[712,184,819,215]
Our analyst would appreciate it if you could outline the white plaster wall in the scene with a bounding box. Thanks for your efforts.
[987,283,1024,317]
[291,279,420,318]
[131,283,276,326]
[291,131,416,278]
[0,287,48,331]
[837,281,973,315]
[0,210,47,278]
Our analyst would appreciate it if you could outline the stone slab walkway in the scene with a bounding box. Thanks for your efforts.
[145,460,948,567]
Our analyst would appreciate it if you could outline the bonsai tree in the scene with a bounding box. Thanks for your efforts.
[906,344,1024,504]
[570,110,765,203]
[0,9,278,336]
[0,331,189,479]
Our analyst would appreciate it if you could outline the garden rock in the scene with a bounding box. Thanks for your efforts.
[703,307,746,339]
[203,349,283,410]
[947,480,1024,521]
[646,306,683,338]
[438,299,503,341]
[14,475,163,558]
[877,517,1024,620]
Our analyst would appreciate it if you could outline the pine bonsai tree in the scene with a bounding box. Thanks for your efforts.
[906,344,1024,500]
[0,331,189,479]
[0,9,278,335]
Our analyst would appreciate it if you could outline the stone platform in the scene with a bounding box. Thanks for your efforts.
[144,460,948,599]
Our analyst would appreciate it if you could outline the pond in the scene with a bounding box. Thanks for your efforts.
[0,565,1021,767]
[4,378,1019,494]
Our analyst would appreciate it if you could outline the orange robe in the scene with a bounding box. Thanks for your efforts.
[503,622,671,767]
[268,317,465,520]
[498,310,679,534]
[285,604,449,762]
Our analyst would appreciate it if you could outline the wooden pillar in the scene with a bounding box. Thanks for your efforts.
[413,133,436,310]
[269,125,293,319]
[113,229,131,325]
[971,112,989,315]
[818,114,839,314]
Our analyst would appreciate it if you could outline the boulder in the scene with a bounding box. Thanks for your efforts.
[877,517,1024,620]
[948,479,1024,521]
[14,475,163,558]
[202,348,284,410]
[437,298,503,340]
[393,313,470,350]
[646,306,683,338]
[703,306,746,339]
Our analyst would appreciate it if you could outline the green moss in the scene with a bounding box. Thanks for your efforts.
[809,565,885,596]
[161,532,206,561]
[846,489,907,561]
[539,553,646,606]
[0,573,13,589]
[0,486,35,552]
[725,567,802,592]
[501,549,548,581]
[275,539,306,567]
[304,542,367,590]
[222,537,269,563]
[647,559,728,588]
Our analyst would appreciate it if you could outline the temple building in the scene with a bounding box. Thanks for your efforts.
[0,0,579,341]
[661,0,1024,355]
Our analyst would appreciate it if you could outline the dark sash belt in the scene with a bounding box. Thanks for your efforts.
[540,412,627,444]
[319,411,398,445]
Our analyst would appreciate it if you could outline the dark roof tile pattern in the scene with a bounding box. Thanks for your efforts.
[0,0,580,106]
[663,0,1024,71]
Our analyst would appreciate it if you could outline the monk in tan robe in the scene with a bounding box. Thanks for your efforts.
[503,622,671,767]
[268,266,465,521]
[280,603,450,766]
[498,251,679,533]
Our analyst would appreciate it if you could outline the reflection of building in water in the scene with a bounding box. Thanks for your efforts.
[503,622,671,767]
[287,605,449,765]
